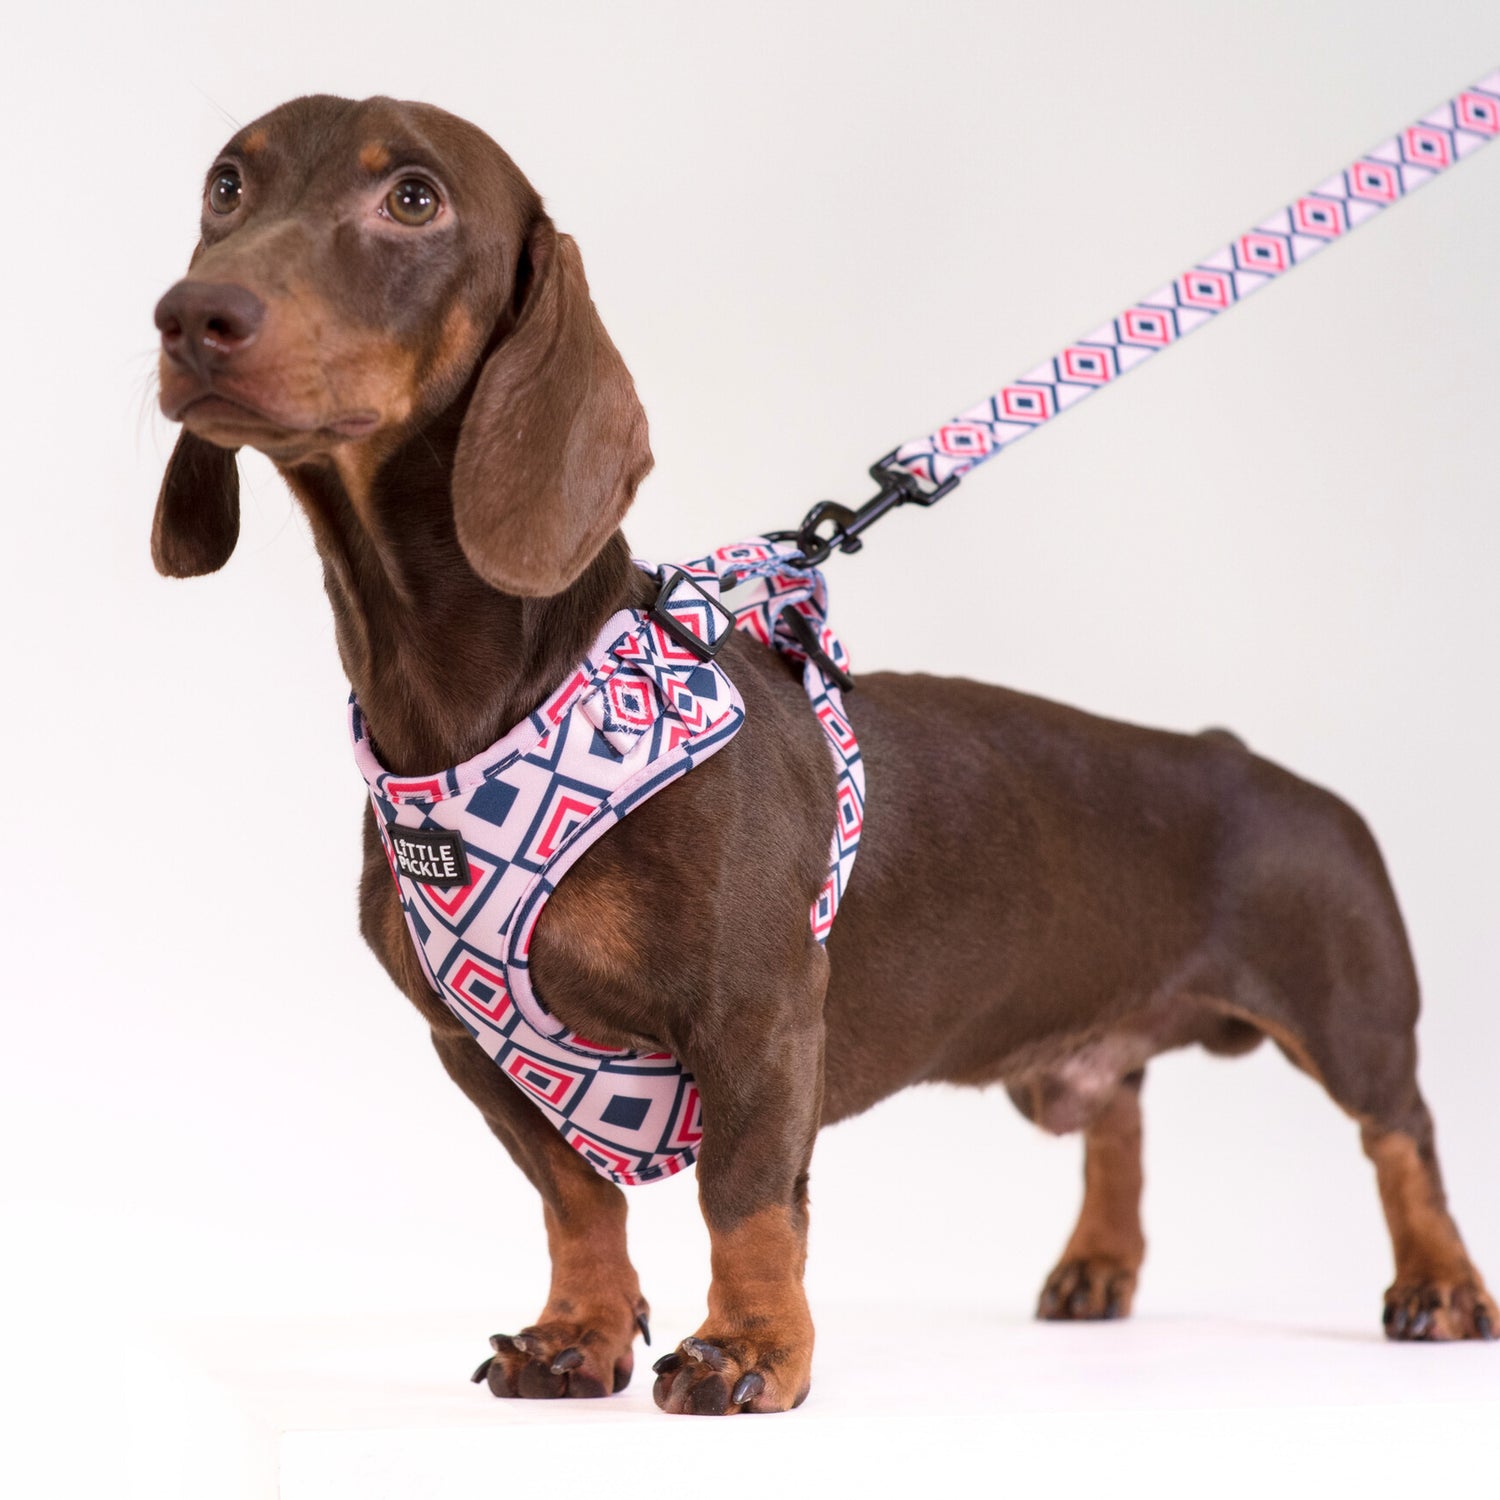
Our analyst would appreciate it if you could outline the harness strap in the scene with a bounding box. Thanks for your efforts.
[699,538,865,935]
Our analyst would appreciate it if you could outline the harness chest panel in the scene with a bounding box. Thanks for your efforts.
[350,538,863,1185]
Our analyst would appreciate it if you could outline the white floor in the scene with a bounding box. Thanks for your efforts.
[16,1291,1497,1499]
[13,1042,1500,1500]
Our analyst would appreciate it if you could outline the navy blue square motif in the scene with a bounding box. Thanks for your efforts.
[599,1094,651,1131]
[469,778,518,829]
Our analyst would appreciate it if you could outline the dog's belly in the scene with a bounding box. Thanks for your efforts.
[815,671,1310,1126]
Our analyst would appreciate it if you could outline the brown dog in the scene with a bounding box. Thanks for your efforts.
[152,94,1494,1414]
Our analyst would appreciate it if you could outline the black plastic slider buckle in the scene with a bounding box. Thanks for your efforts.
[651,569,738,661]
[779,606,855,692]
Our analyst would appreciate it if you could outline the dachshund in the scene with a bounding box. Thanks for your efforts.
[152,94,1495,1415]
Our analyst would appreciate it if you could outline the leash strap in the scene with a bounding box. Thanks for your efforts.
[840,73,1500,519]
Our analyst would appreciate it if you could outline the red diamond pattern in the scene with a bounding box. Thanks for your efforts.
[1292,196,1345,239]
[1404,125,1453,168]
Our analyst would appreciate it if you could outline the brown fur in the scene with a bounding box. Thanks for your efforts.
[1363,1128,1490,1339]
[1037,1071,1146,1320]
[541,857,644,983]
[153,94,1495,1414]
[655,1206,815,1414]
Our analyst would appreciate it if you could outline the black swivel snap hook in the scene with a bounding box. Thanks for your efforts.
[769,455,962,567]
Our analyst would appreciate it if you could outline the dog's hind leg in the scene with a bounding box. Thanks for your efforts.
[1362,1097,1495,1341]
[1035,1069,1147,1320]
[432,1028,651,1398]
[1220,768,1495,1341]
[1255,1006,1492,1340]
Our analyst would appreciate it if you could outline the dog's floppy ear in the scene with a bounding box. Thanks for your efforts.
[151,429,241,577]
[452,216,652,597]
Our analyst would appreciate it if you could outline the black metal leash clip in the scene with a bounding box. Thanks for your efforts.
[768,454,962,567]
[757,454,963,691]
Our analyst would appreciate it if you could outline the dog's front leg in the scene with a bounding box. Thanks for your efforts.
[651,955,827,1416]
[432,1028,649,1399]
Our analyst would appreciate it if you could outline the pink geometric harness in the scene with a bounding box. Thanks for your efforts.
[350,538,863,1186]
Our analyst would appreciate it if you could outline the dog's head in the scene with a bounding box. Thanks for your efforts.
[152,94,651,596]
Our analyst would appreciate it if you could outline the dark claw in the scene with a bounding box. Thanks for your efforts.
[1382,1302,1396,1328]
[636,1311,652,1346]
[512,1333,545,1359]
[1039,1287,1060,1317]
[652,1351,683,1376]
[1103,1292,1124,1320]
[1068,1287,1093,1318]
[1388,1302,1410,1338]
[680,1338,728,1371]
[1408,1308,1434,1340]
[550,1347,585,1374]
[1476,1308,1494,1340]
[731,1371,765,1406]
[471,1355,495,1384]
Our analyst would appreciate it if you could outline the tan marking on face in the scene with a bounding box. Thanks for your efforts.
[359,141,392,174]
[174,264,421,512]
[427,300,482,387]
[333,354,418,501]
[264,269,421,517]
[242,128,268,155]
[328,423,409,526]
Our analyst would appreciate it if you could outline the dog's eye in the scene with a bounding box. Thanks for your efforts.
[384,177,440,227]
[208,167,243,216]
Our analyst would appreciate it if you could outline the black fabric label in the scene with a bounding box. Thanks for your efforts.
[389,827,471,888]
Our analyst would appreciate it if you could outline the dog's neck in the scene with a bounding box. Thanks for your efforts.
[280,414,645,776]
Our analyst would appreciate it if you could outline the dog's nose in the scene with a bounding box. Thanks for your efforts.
[155,280,266,371]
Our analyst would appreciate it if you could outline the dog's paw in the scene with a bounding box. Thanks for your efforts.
[1383,1279,1499,1342]
[651,1332,811,1415]
[472,1304,649,1398]
[1037,1255,1137,1321]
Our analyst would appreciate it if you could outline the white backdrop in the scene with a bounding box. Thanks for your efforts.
[4,2,1499,1495]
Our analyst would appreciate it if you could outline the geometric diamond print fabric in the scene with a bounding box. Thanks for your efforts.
[711,540,864,939]
[889,71,1500,491]
[348,539,864,1185]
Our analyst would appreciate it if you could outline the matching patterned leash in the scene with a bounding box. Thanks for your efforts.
[775,71,1500,564]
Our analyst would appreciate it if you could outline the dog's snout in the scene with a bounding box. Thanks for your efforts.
[155,280,266,371]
